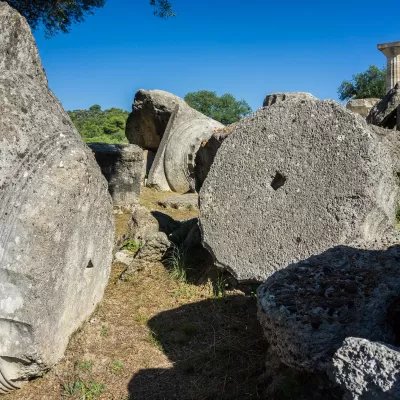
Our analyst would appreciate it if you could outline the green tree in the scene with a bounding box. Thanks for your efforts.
[184,90,252,125]
[5,0,174,36]
[68,105,130,144]
[338,65,386,101]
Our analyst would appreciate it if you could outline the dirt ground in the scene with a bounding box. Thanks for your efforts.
[5,188,268,400]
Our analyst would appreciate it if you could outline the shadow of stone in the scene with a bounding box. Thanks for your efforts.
[127,295,267,399]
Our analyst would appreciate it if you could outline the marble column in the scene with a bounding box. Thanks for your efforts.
[378,41,400,92]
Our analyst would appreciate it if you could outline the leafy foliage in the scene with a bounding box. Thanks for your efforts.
[68,105,129,144]
[6,0,105,37]
[150,0,175,18]
[338,65,386,101]
[6,0,174,36]
[184,90,252,125]
[121,239,142,252]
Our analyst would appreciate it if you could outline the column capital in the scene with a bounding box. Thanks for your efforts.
[378,41,400,57]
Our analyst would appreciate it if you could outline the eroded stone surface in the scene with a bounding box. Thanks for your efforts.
[257,243,400,372]
[0,4,114,392]
[89,143,143,206]
[263,92,316,107]
[0,2,46,84]
[329,337,400,399]
[199,98,398,282]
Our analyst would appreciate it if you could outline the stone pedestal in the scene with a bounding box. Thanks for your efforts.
[378,41,400,92]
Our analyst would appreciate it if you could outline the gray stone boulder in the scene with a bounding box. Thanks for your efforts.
[88,143,143,207]
[0,3,114,393]
[257,243,400,373]
[263,92,316,107]
[199,98,398,282]
[329,337,400,399]
[367,83,400,129]
[346,98,380,117]
[148,102,224,192]
[125,89,185,151]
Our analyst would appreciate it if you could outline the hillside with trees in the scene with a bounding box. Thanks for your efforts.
[68,105,129,144]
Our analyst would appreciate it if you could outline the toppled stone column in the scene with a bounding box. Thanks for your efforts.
[89,143,143,206]
[199,97,398,282]
[148,103,224,192]
[378,41,400,92]
[125,89,186,151]
[0,3,114,392]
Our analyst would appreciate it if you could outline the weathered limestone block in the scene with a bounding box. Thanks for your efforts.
[329,337,400,399]
[263,92,316,107]
[257,243,400,373]
[199,98,398,282]
[88,143,143,206]
[346,98,380,117]
[367,82,400,130]
[148,103,224,192]
[125,89,185,151]
[0,3,114,392]
[158,194,198,210]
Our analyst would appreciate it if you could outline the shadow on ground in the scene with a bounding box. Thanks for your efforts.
[127,295,267,400]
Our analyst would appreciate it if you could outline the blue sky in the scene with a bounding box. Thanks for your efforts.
[33,0,398,112]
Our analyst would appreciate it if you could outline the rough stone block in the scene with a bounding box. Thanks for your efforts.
[257,243,400,372]
[88,143,143,206]
[263,92,316,107]
[346,98,380,117]
[367,82,400,129]
[329,337,400,399]
[199,97,398,281]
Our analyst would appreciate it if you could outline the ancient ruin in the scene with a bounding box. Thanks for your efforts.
[0,3,114,392]
[378,41,400,92]
[199,97,398,282]
[89,143,143,207]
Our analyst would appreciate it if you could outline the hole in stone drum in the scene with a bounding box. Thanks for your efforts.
[86,260,94,268]
[271,171,287,191]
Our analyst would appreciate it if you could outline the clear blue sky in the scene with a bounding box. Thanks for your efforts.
[33,0,398,112]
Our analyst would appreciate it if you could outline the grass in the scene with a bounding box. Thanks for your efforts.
[110,360,124,375]
[165,244,190,282]
[62,379,106,399]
